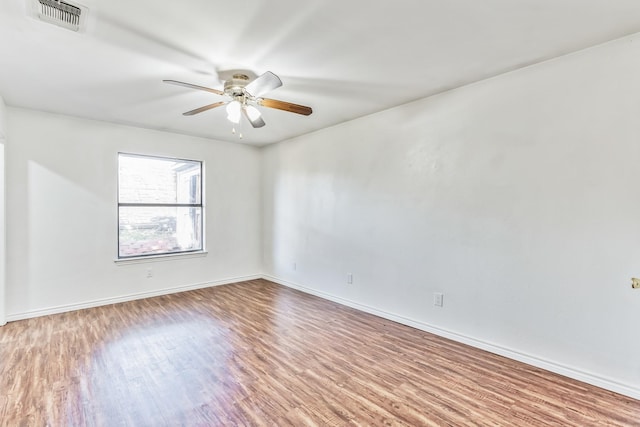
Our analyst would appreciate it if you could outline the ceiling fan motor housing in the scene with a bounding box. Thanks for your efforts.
[224,74,250,98]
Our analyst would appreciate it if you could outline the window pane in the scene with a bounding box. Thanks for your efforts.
[119,154,202,204]
[119,206,202,257]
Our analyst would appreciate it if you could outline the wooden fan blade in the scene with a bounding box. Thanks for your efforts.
[259,98,313,116]
[183,101,226,116]
[163,80,225,96]
[244,71,282,98]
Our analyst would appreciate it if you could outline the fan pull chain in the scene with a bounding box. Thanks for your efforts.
[231,127,243,139]
[231,122,244,139]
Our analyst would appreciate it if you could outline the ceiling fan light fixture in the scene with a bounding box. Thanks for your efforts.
[226,100,241,124]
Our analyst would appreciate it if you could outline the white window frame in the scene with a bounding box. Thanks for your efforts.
[117,152,204,260]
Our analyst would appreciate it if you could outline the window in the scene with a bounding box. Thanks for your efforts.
[118,153,203,258]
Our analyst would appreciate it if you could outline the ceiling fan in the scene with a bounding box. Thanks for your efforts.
[163,71,312,131]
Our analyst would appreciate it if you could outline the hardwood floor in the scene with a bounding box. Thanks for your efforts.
[1,279,638,426]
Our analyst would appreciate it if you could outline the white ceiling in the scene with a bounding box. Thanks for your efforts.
[1,0,640,146]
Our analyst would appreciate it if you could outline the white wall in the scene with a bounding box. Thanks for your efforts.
[0,95,6,326]
[0,95,6,140]
[6,108,262,319]
[262,34,640,398]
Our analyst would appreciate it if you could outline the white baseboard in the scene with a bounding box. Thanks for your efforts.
[5,274,262,322]
[263,274,640,401]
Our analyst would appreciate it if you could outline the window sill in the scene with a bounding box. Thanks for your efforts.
[114,251,208,265]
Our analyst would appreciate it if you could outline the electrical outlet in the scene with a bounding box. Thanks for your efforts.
[293,262,297,271]
[632,278,640,289]
[146,268,153,279]
[434,292,444,307]
[347,273,353,284]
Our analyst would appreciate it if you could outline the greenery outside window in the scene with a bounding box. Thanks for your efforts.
[118,153,203,258]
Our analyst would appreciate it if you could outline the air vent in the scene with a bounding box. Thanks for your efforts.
[32,0,85,32]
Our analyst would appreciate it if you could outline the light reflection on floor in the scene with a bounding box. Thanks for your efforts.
[81,316,235,424]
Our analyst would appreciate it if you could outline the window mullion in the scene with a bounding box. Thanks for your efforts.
[118,203,202,208]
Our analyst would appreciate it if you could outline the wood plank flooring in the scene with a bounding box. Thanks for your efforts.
[1,279,639,426]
